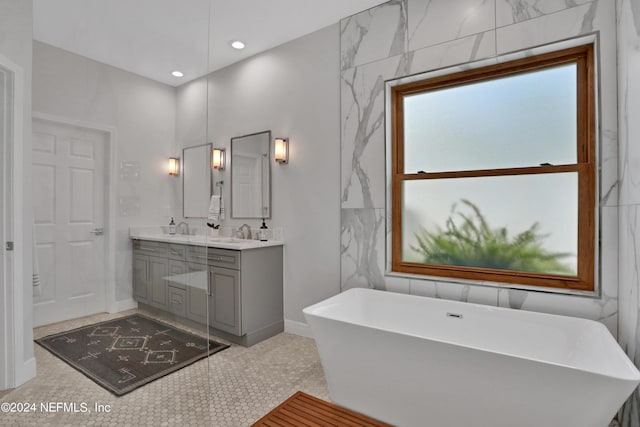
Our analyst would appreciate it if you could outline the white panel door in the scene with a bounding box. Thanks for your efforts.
[32,118,106,326]
[233,154,260,217]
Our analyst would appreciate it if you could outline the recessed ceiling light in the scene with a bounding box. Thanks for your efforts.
[231,41,245,50]
[171,70,184,77]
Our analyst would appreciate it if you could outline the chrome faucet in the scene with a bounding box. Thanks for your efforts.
[236,224,252,240]
[176,222,190,235]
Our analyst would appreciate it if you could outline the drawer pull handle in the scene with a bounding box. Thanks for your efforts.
[140,247,158,252]
[190,254,231,262]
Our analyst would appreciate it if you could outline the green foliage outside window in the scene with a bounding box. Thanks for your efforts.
[411,200,574,275]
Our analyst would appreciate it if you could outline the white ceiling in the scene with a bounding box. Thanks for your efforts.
[33,0,388,86]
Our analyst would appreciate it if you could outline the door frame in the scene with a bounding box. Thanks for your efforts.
[0,53,27,390]
[32,112,118,315]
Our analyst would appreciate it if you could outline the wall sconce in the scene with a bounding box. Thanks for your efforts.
[274,138,289,164]
[168,157,180,176]
[212,148,225,170]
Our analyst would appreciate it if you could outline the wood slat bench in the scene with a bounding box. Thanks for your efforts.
[252,391,392,427]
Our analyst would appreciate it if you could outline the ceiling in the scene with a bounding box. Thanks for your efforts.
[33,0,388,86]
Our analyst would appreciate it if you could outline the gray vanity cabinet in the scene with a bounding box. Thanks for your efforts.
[186,262,208,324]
[208,266,241,335]
[132,238,283,346]
[133,253,150,302]
[132,255,168,309]
[167,260,187,317]
[132,240,169,310]
[148,257,168,309]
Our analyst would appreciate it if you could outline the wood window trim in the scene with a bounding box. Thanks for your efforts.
[391,44,596,292]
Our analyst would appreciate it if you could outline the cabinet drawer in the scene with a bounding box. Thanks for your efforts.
[168,244,187,261]
[187,246,240,269]
[168,286,187,318]
[133,240,168,257]
[208,248,240,269]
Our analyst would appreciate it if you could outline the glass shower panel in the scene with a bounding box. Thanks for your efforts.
[32,0,215,424]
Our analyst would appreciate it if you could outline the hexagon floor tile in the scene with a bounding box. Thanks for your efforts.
[0,309,329,426]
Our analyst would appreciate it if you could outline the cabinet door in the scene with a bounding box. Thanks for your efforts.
[148,256,168,309]
[186,262,208,324]
[187,286,208,324]
[133,254,149,302]
[208,266,241,335]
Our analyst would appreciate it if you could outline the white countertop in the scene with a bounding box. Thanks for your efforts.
[129,230,284,250]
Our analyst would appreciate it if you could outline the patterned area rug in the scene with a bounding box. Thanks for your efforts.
[35,314,229,396]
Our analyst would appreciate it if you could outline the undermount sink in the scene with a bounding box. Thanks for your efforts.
[207,236,247,243]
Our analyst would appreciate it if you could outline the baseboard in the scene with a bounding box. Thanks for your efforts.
[109,299,138,313]
[15,357,36,387]
[284,319,314,339]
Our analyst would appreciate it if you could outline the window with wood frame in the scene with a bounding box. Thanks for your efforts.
[390,44,595,291]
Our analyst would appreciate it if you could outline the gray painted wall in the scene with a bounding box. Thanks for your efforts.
[0,0,34,378]
[175,24,342,324]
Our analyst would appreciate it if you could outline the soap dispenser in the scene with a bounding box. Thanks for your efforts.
[169,217,176,235]
[258,218,268,241]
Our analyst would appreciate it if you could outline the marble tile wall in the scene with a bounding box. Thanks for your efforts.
[340,0,619,336]
[617,0,640,425]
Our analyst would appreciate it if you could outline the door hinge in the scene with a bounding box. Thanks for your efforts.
[5,241,14,251]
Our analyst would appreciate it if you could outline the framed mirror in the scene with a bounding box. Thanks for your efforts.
[183,143,212,218]
[231,131,271,218]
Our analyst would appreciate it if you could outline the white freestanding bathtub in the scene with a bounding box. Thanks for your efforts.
[303,288,640,427]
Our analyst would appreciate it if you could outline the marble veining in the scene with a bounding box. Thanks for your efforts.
[580,0,599,33]
[617,7,640,424]
[407,0,496,52]
[633,0,640,36]
[415,280,500,307]
[505,289,528,309]
[602,128,620,206]
[340,0,408,70]
[496,1,611,55]
[618,36,640,206]
[341,54,411,209]
[496,0,595,27]
[341,208,385,290]
[408,30,497,73]
[618,205,640,426]
[341,68,385,209]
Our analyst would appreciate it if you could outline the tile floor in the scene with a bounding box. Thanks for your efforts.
[0,309,329,426]
[0,308,622,427]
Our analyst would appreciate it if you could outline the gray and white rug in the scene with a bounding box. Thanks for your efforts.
[35,314,228,396]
